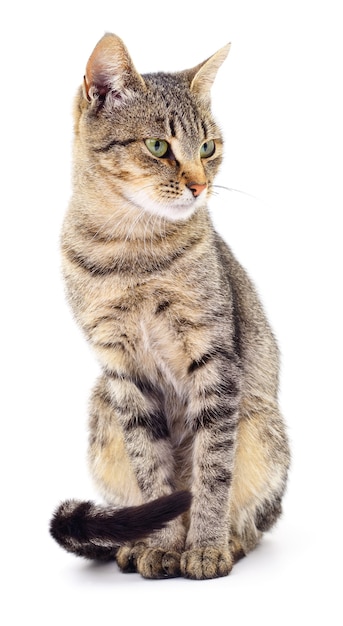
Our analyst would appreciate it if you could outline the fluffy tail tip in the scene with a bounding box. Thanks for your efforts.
[50,490,192,551]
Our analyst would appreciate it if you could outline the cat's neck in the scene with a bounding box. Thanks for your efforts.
[64,192,213,280]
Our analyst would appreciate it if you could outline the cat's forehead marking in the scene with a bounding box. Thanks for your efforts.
[138,73,216,152]
[163,109,206,157]
[169,137,200,163]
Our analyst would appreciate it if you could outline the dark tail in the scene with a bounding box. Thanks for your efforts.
[50,491,192,560]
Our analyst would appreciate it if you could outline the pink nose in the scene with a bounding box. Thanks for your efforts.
[187,182,207,198]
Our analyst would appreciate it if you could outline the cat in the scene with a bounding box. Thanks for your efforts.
[50,33,290,580]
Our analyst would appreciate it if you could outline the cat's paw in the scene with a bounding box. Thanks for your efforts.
[180,547,233,580]
[116,542,146,573]
[136,547,181,579]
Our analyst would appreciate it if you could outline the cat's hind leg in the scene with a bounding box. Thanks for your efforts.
[116,542,183,578]
[116,542,145,573]
[229,398,290,558]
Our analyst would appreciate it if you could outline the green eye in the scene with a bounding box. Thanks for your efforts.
[145,139,169,158]
[200,140,215,158]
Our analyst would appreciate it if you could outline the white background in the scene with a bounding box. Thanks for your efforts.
[1,1,342,624]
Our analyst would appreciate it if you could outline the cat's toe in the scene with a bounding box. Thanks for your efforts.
[180,547,233,580]
[137,547,181,579]
[116,542,146,573]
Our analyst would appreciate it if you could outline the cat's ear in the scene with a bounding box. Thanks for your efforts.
[83,33,146,104]
[189,43,231,100]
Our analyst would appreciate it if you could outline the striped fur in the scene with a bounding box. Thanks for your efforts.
[51,34,290,580]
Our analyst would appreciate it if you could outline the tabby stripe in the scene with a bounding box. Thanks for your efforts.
[86,315,116,331]
[194,405,238,430]
[124,410,169,440]
[86,310,130,333]
[105,370,132,384]
[105,371,158,400]
[175,113,189,136]
[105,373,165,435]
[214,378,240,397]
[188,348,238,376]
[93,138,137,152]
[63,248,116,275]
[169,118,176,137]
[64,236,203,276]
[208,438,235,453]
[188,352,214,374]
[201,120,209,139]
[199,466,233,486]
[80,227,119,244]
[97,341,126,350]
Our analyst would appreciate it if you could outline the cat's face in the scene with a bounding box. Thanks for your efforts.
[75,35,229,223]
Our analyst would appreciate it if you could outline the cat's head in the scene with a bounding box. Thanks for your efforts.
[74,34,230,222]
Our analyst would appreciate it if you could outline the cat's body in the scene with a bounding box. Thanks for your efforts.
[50,34,290,579]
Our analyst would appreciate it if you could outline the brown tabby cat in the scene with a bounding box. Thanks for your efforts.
[50,33,290,580]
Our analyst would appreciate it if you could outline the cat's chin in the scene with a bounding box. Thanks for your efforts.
[150,204,197,222]
[127,190,206,222]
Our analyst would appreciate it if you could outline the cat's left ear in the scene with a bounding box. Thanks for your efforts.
[83,33,146,104]
[189,43,231,100]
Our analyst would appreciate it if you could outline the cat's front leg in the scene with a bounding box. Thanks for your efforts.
[181,351,242,579]
[104,374,186,577]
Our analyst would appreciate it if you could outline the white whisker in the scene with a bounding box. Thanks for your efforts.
[212,185,259,200]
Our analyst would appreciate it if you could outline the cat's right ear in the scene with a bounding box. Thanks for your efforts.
[83,33,146,105]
